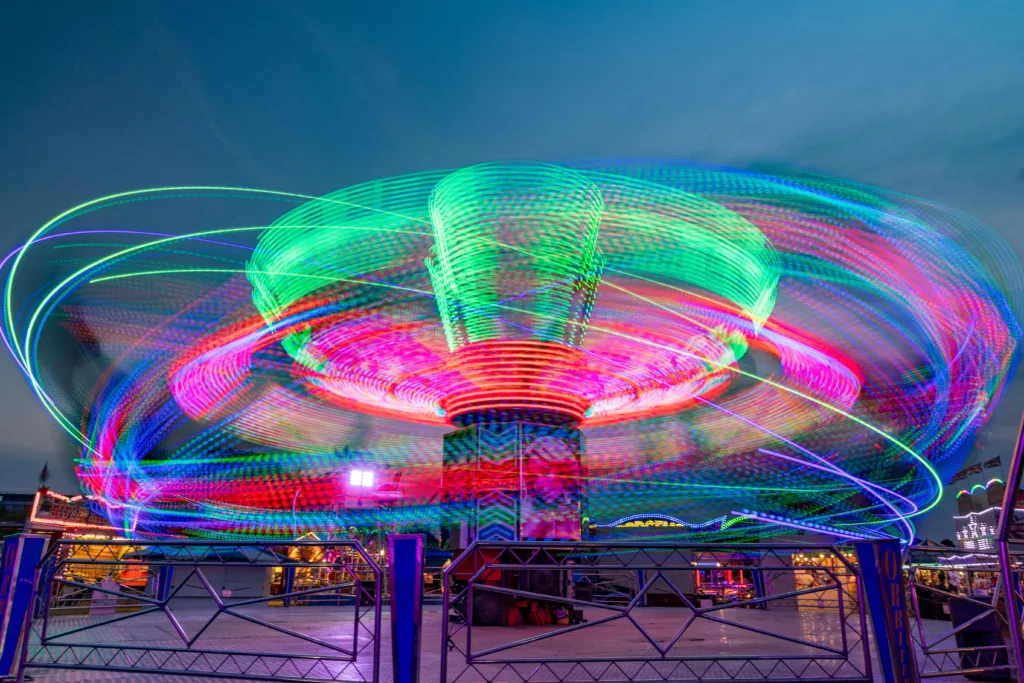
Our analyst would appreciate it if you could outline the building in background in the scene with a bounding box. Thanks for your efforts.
[954,478,1007,552]
[0,492,36,536]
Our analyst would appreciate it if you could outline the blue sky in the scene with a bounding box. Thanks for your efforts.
[0,1,1022,526]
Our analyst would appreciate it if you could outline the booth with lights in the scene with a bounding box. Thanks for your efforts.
[18,487,145,615]
[26,489,134,578]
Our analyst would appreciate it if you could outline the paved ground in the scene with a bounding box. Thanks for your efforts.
[16,605,984,683]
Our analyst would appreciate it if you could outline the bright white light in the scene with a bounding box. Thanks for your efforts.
[350,469,374,488]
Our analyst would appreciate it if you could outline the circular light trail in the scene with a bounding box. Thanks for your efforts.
[2,160,1020,543]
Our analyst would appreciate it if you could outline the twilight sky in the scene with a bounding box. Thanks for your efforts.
[1,0,1022,534]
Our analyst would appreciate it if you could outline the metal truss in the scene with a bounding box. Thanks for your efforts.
[441,541,871,683]
[17,539,382,683]
[904,545,1011,680]
[995,411,1024,682]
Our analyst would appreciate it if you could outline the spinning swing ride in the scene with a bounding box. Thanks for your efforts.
[3,160,1021,544]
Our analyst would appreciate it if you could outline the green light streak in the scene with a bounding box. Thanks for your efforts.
[426,162,604,349]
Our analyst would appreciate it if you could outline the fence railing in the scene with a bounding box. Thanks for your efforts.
[31,536,1024,683]
[904,545,1013,680]
[574,569,637,607]
[16,539,382,683]
[440,541,871,683]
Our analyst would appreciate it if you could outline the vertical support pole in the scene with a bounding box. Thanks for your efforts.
[752,568,768,610]
[31,557,56,619]
[283,566,296,607]
[1000,541,1023,681]
[853,540,918,683]
[388,534,424,683]
[996,412,1024,683]
[1016,571,1024,627]
[440,561,453,683]
[0,533,47,678]
[372,546,383,683]
[636,570,646,607]
[155,565,175,602]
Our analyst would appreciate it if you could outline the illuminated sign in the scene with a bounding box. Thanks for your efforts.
[29,490,118,531]
[955,507,998,551]
[619,519,686,529]
[854,541,916,683]
[593,514,727,530]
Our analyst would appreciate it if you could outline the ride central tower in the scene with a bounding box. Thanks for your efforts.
[441,412,584,546]
[428,163,601,547]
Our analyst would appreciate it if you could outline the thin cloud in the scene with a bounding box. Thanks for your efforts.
[148,15,267,184]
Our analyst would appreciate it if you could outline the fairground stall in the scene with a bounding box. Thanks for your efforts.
[24,486,143,613]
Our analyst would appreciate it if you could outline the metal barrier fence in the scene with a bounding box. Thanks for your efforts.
[441,542,871,683]
[16,539,382,683]
[574,569,638,607]
[995,412,1024,683]
[904,545,1011,680]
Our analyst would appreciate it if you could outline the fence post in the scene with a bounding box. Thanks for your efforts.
[388,534,424,683]
[0,534,47,679]
[283,566,296,607]
[752,568,768,610]
[155,565,175,602]
[995,412,1024,683]
[853,540,918,683]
